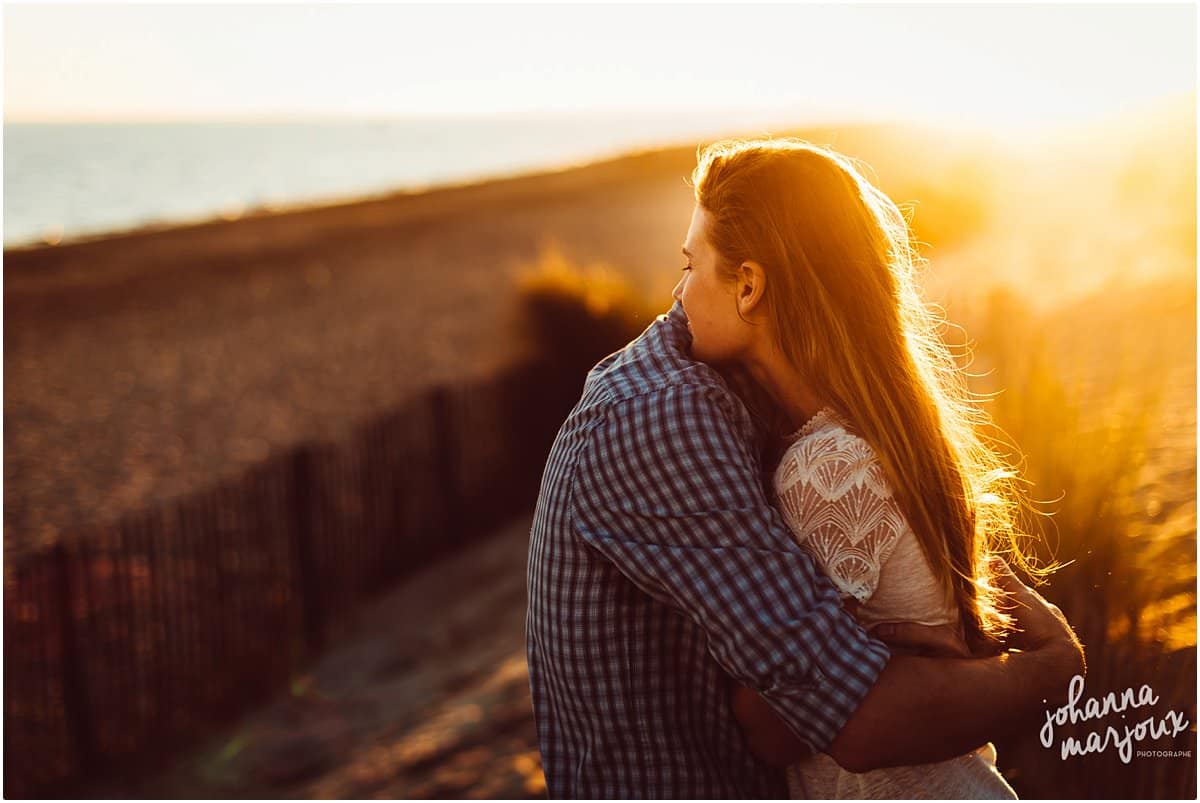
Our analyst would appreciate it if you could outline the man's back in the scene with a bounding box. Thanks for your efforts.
[525,301,889,798]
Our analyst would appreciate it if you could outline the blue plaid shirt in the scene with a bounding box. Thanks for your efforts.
[525,300,891,798]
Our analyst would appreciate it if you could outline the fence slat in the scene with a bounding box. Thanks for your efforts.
[430,386,462,548]
[54,541,92,778]
[290,446,324,655]
[7,358,551,797]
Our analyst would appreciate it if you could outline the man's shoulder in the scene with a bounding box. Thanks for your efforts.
[582,302,738,407]
[582,347,744,435]
[603,359,733,404]
[562,301,761,470]
[581,369,755,465]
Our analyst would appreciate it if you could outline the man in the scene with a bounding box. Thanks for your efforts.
[525,299,1084,798]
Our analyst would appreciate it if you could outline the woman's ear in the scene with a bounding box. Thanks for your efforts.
[735,260,767,319]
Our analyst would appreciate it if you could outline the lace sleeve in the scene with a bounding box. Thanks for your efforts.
[773,427,908,604]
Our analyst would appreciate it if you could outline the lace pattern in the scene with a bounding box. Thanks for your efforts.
[775,410,1017,798]
[773,409,906,604]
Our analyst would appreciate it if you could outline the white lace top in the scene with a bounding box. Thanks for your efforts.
[771,408,1017,800]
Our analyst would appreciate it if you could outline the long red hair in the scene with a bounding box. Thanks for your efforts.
[692,137,1046,644]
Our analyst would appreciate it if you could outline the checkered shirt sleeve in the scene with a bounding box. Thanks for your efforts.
[570,380,891,754]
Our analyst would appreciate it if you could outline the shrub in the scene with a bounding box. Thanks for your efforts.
[514,241,655,382]
[958,286,1196,798]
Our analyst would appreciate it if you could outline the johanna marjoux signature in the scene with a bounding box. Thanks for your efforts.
[1041,674,1191,762]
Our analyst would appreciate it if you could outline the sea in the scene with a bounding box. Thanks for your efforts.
[3,112,801,248]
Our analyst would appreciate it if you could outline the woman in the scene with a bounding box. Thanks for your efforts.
[673,137,1049,798]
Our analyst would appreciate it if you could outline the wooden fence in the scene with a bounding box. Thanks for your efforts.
[4,357,568,798]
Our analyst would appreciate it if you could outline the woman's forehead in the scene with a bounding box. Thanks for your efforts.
[683,205,711,255]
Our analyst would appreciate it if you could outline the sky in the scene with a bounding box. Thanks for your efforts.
[3,2,1196,131]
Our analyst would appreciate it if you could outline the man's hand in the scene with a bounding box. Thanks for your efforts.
[990,558,1080,655]
[867,559,1081,669]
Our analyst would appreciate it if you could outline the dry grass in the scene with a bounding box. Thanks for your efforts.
[952,282,1196,798]
[514,240,658,378]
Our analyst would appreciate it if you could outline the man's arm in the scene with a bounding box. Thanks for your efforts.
[572,382,891,755]
[734,560,1086,772]
[573,380,1083,772]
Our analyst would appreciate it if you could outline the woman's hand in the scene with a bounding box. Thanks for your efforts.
[731,684,812,767]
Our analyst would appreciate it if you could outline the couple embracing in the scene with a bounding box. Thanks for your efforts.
[525,138,1085,799]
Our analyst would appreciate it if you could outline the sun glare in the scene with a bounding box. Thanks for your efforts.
[3,4,1193,132]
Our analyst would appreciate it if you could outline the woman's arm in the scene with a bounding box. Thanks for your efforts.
[733,561,1086,772]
